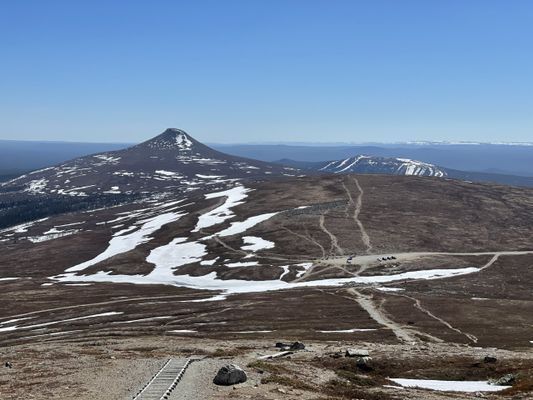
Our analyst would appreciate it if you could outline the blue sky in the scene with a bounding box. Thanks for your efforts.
[1,0,532,143]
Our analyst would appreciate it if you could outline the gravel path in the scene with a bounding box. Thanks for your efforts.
[168,358,263,400]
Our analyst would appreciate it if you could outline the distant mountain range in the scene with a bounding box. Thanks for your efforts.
[213,143,533,177]
[2,137,533,180]
[278,155,533,187]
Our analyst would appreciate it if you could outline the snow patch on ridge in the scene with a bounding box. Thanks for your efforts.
[65,210,186,273]
[193,185,251,232]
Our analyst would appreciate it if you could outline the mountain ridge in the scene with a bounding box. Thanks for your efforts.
[0,128,299,198]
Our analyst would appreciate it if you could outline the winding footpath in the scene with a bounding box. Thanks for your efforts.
[350,177,373,253]
[319,214,344,256]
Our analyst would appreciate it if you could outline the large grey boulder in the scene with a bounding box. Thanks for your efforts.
[213,364,247,386]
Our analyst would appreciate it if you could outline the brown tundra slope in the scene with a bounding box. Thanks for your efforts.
[1,151,533,399]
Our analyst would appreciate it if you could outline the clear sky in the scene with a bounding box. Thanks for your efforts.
[1,0,532,143]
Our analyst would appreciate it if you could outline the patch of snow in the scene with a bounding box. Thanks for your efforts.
[375,287,404,292]
[193,186,251,232]
[0,317,34,326]
[196,174,225,179]
[0,312,123,332]
[0,218,49,234]
[279,265,291,280]
[155,170,182,177]
[25,178,48,194]
[216,212,279,237]
[175,132,193,149]
[53,266,481,298]
[54,221,85,228]
[146,237,207,272]
[104,186,121,194]
[66,211,186,272]
[241,236,275,251]
[28,229,80,243]
[336,155,368,172]
[389,378,510,392]
[226,261,259,268]
[200,258,219,266]
[295,263,313,278]
[92,154,121,167]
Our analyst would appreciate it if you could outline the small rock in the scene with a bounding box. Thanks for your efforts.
[490,373,516,386]
[213,364,248,386]
[484,356,497,363]
[345,349,369,357]
[4,362,12,369]
[356,356,372,366]
[290,341,305,351]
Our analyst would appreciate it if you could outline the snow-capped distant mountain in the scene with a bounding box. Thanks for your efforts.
[1,128,299,197]
[317,156,447,177]
[278,154,533,187]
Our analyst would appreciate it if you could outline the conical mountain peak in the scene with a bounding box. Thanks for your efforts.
[140,128,196,151]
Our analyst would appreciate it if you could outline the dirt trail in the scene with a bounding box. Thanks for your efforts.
[319,214,344,256]
[293,264,356,283]
[396,293,478,343]
[322,250,533,269]
[480,253,500,270]
[342,177,372,253]
[343,288,422,343]
[351,177,373,253]
[282,226,326,258]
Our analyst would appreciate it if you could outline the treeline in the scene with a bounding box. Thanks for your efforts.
[0,193,143,230]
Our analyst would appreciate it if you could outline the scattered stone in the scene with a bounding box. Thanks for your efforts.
[490,373,516,386]
[345,349,370,358]
[213,364,248,386]
[484,356,497,363]
[356,356,372,367]
[4,362,12,369]
[275,341,305,351]
[290,341,305,351]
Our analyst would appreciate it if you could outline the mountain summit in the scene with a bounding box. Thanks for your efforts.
[1,128,298,198]
[142,128,195,150]
[137,128,204,152]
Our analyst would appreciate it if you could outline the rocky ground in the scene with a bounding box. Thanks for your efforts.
[1,336,533,399]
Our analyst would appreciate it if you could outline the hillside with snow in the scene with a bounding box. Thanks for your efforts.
[318,156,447,177]
[0,128,299,198]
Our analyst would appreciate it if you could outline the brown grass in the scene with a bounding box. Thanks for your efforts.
[320,379,395,400]
[260,374,314,391]
[247,360,291,375]
[209,346,253,357]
